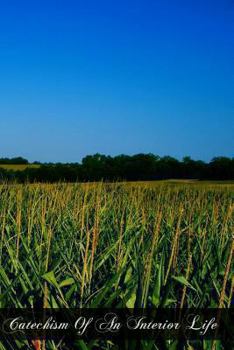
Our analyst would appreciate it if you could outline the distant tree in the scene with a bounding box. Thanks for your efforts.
[182,156,206,179]
[82,154,109,180]
[208,157,234,179]
[11,157,29,164]
[0,156,28,164]
[157,156,181,178]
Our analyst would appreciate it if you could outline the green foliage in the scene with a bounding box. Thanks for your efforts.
[0,154,234,181]
[0,182,233,349]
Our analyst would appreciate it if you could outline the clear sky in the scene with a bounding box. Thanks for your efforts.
[0,0,233,162]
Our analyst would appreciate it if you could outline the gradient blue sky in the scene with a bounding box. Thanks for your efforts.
[0,0,233,162]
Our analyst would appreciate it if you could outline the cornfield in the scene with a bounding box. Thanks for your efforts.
[0,182,233,349]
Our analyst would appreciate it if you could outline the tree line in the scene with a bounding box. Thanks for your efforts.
[0,157,28,164]
[0,154,234,182]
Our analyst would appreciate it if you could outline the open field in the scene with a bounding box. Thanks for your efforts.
[0,182,233,349]
[0,164,40,171]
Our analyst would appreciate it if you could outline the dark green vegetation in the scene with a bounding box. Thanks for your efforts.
[0,154,234,182]
[0,182,233,349]
[0,157,28,164]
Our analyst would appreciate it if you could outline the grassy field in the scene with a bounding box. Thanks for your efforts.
[0,181,233,349]
[0,164,40,171]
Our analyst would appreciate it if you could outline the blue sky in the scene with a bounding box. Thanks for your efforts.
[0,0,233,162]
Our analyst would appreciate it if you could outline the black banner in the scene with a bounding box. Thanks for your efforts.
[0,308,233,342]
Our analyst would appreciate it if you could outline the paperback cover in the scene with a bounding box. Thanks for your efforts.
[0,1,233,349]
